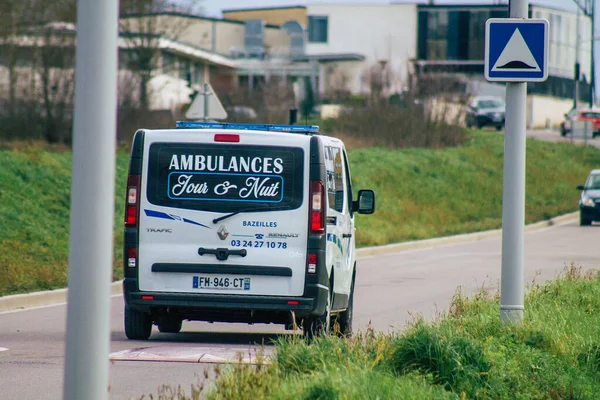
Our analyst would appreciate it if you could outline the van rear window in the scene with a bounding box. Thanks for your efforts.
[146,143,304,212]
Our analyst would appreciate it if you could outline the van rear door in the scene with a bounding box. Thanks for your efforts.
[138,130,310,297]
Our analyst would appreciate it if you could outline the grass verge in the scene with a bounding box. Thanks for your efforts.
[0,132,598,295]
[351,131,600,246]
[140,265,600,399]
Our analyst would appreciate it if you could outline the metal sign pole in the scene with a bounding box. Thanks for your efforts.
[203,82,209,122]
[500,0,528,326]
[63,0,118,399]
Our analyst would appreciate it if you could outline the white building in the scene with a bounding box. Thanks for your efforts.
[304,3,418,94]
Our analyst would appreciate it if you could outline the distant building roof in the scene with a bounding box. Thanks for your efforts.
[120,11,282,29]
[222,5,306,13]
[118,35,236,68]
[292,53,365,63]
[416,2,583,15]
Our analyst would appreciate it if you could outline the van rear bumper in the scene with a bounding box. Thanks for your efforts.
[123,278,328,318]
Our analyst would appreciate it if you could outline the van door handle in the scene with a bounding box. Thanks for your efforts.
[198,247,247,261]
[342,233,352,238]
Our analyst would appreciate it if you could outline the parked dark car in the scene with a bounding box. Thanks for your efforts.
[560,108,600,137]
[466,96,505,130]
[577,169,600,226]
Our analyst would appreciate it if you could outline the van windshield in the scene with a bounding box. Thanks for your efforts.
[146,143,304,213]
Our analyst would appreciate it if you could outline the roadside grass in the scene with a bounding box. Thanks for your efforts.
[0,131,599,295]
[0,142,129,296]
[144,265,600,399]
[351,131,600,246]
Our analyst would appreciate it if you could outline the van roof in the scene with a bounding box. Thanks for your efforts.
[175,121,320,135]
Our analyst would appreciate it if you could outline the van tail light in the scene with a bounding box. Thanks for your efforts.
[125,174,140,228]
[127,247,137,268]
[310,180,325,234]
[307,253,317,274]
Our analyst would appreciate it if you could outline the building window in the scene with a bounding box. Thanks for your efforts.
[194,63,204,85]
[162,51,176,76]
[179,58,190,82]
[469,11,490,60]
[308,16,328,43]
[426,11,448,60]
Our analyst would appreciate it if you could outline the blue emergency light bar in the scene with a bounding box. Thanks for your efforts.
[175,121,319,134]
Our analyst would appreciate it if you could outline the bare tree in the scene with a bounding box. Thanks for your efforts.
[221,78,296,124]
[36,23,76,143]
[0,0,76,142]
[0,0,43,123]
[361,62,393,105]
[324,64,351,103]
[119,0,197,111]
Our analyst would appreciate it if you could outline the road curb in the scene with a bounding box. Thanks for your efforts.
[0,281,123,313]
[0,212,578,313]
[356,211,578,258]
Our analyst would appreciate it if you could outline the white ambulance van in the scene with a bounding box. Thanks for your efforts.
[122,122,375,339]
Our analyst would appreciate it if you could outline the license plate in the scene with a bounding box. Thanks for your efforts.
[192,276,250,290]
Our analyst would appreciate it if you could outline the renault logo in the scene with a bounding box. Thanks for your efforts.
[217,225,229,240]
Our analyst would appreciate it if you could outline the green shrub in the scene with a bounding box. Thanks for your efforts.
[390,323,491,396]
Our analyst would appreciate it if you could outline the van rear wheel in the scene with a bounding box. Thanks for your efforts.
[303,286,332,339]
[336,272,355,337]
[157,317,182,333]
[124,307,152,340]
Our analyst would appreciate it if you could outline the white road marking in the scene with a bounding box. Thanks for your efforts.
[0,294,122,315]
[0,347,9,352]
[109,345,273,365]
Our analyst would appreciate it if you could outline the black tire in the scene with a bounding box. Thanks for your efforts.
[495,125,502,131]
[336,271,355,337]
[580,213,592,226]
[303,282,332,339]
[157,317,182,333]
[124,307,152,340]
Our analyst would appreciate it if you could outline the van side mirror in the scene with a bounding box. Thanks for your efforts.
[353,190,375,214]
[577,184,585,190]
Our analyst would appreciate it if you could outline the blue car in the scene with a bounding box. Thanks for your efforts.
[577,169,600,226]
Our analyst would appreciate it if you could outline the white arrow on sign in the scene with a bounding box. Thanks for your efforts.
[185,82,228,120]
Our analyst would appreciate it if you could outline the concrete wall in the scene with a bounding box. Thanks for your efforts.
[264,27,291,52]
[213,20,289,56]
[223,7,307,27]
[306,4,417,94]
[527,94,573,129]
[120,15,213,50]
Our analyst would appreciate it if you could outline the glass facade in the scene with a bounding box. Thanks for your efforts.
[417,6,590,101]
[418,7,508,62]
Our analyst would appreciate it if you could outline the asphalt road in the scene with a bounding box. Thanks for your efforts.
[1,219,598,399]
[526,128,600,148]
